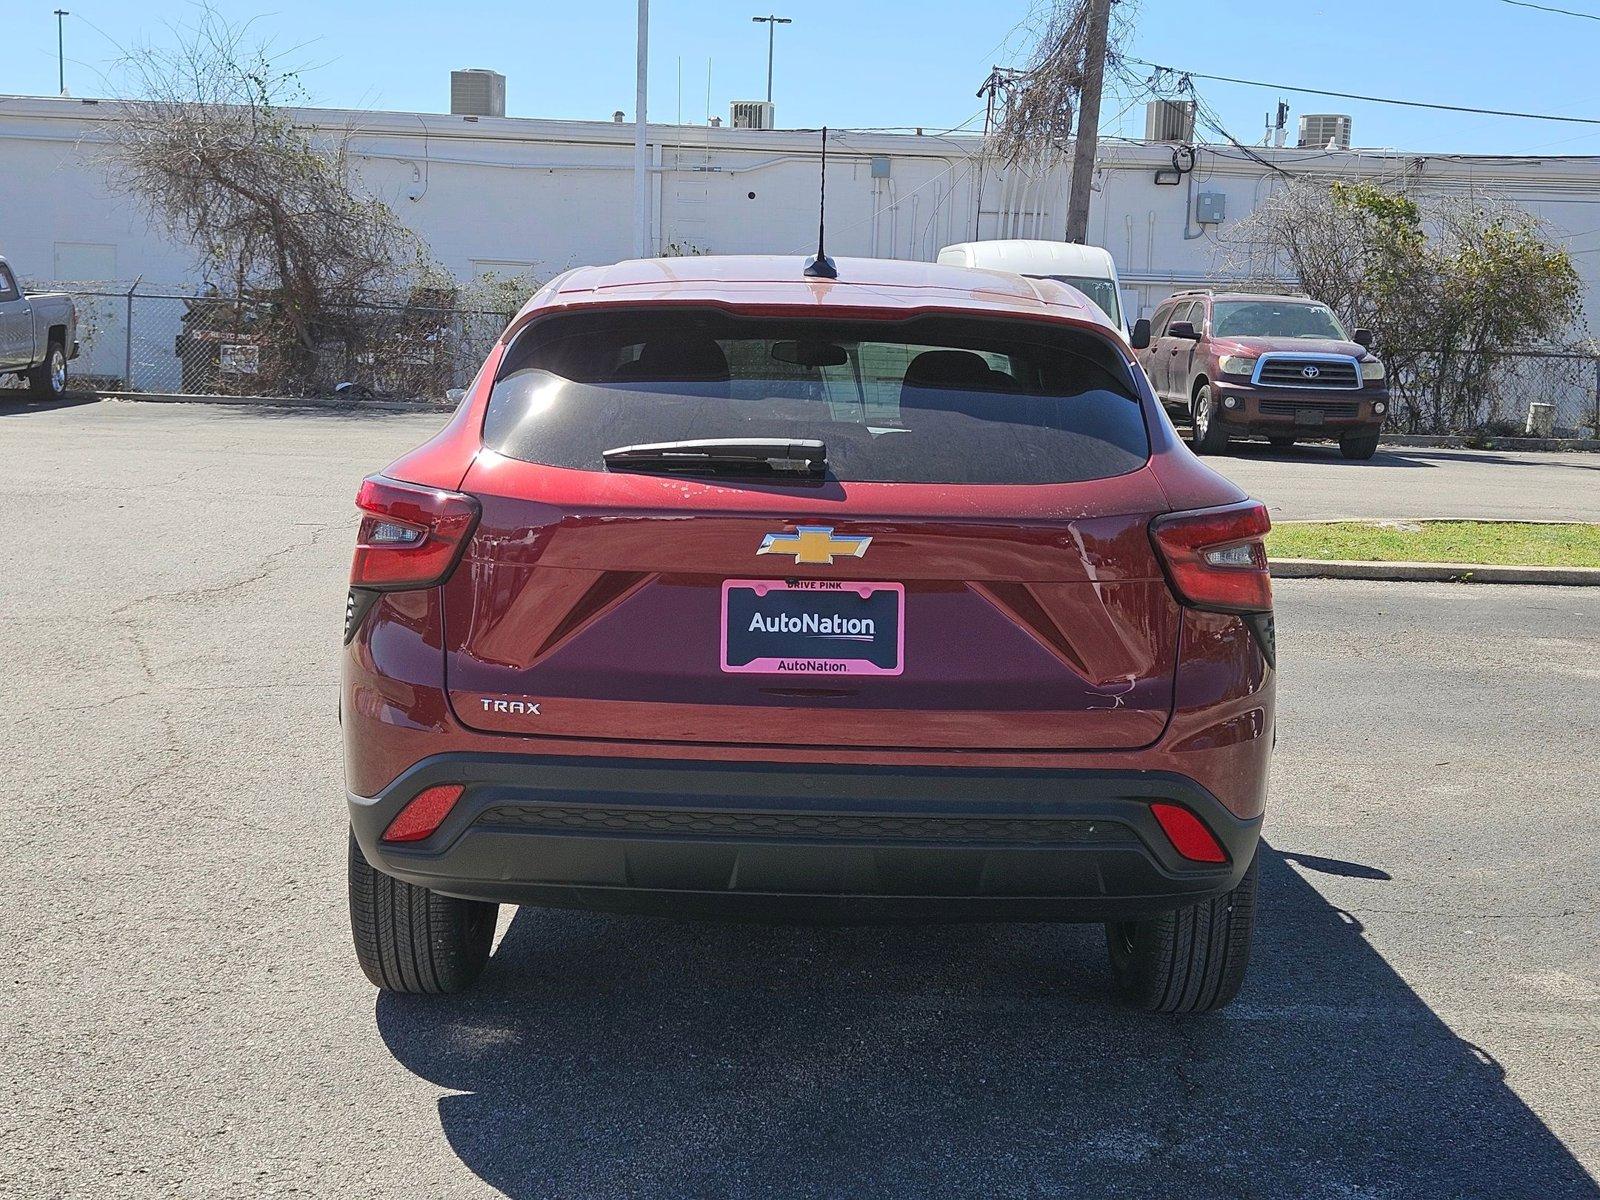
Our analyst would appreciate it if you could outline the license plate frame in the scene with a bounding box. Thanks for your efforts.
[720,579,905,676]
[1295,407,1326,426]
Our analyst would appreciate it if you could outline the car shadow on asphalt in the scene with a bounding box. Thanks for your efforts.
[1394,449,1600,471]
[205,400,455,423]
[1217,442,1434,468]
[0,391,102,415]
[1222,442,1600,471]
[375,844,1599,1199]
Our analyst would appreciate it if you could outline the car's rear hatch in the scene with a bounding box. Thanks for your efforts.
[440,306,1181,752]
[443,464,1180,751]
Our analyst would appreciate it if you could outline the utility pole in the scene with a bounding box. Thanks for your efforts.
[633,0,650,258]
[54,10,70,97]
[1064,0,1111,244]
[751,15,791,105]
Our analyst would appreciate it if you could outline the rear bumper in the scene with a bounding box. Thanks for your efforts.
[349,754,1261,922]
[1210,380,1387,435]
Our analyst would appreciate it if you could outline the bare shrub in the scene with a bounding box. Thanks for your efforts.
[102,5,432,391]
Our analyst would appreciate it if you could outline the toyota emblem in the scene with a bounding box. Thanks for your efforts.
[1302,365,1321,379]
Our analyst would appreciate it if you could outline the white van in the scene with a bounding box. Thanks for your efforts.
[937,240,1127,338]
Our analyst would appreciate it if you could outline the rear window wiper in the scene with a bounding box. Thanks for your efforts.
[602,438,826,477]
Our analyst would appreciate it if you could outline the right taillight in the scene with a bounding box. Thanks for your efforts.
[350,475,480,590]
[1150,500,1273,614]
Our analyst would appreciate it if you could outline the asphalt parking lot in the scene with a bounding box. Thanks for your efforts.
[1209,439,1600,522]
[2,399,1597,1199]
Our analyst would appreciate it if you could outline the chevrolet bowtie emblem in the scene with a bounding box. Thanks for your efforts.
[757,525,872,565]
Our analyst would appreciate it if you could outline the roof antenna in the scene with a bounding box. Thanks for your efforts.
[803,126,838,280]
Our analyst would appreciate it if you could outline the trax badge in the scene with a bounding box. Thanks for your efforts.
[480,698,540,716]
[757,525,871,565]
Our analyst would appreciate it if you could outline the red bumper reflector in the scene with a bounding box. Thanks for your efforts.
[1150,802,1228,863]
[382,784,466,843]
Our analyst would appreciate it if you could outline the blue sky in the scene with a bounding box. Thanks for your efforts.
[9,0,1600,156]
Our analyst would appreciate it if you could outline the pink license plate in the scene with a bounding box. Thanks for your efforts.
[720,579,904,676]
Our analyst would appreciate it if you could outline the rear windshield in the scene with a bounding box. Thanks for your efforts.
[485,311,1149,485]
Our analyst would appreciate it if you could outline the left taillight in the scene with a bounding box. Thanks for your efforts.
[350,475,480,591]
[1150,500,1273,614]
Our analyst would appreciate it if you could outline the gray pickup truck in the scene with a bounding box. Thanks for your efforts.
[0,255,78,398]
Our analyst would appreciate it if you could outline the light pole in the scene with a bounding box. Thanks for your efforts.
[54,9,69,96]
[750,14,791,105]
[633,0,649,258]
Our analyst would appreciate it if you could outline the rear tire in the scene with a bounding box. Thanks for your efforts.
[1190,385,1230,455]
[1105,850,1258,1013]
[348,829,497,993]
[27,341,67,399]
[1340,432,1380,460]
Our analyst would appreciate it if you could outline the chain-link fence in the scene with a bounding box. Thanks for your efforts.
[45,285,1600,435]
[1385,347,1600,438]
[65,287,513,402]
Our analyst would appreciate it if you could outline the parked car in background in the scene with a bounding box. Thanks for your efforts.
[937,239,1128,337]
[341,255,1275,1013]
[1130,290,1389,459]
[0,255,78,399]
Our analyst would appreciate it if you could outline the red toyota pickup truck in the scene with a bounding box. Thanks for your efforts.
[1131,290,1389,459]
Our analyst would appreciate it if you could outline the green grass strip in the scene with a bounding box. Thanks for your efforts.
[1266,521,1600,568]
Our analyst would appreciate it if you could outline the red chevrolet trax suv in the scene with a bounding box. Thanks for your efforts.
[342,257,1276,1013]
[1130,291,1389,460]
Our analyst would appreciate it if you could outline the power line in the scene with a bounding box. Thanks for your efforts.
[1190,97,1288,174]
[1181,80,1294,176]
[1121,57,1295,177]
[1501,0,1600,20]
[1122,56,1600,127]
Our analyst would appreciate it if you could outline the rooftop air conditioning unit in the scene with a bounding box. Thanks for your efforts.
[1144,99,1196,143]
[731,100,776,130]
[451,69,506,118]
[1297,113,1352,150]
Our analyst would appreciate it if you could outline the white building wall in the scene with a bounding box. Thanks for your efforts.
[4,93,1600,332]
[0,98,1027,292]
[1090,143,1600,325]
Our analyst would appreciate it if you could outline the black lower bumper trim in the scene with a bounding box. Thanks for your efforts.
[349,754,1262,921]
[478,803,1132,845]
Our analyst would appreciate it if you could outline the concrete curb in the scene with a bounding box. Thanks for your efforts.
[1270,558,1600,585]
[97,390,448,414]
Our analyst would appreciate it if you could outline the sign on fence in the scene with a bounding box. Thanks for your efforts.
[219,344,260,376]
